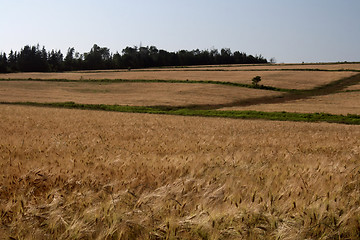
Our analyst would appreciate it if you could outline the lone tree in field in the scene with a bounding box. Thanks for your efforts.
[252,76,262,86]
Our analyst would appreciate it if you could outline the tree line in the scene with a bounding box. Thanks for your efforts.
[0,44,268,73]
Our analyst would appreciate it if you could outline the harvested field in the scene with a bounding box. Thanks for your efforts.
[1,70,356,90]
[221,91,360,115]
[1,105,360,239]
[0,81,282,106]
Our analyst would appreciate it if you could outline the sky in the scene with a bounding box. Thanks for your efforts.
[1,0,359,63]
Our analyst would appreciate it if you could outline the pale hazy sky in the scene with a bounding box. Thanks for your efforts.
[1,0,359,63]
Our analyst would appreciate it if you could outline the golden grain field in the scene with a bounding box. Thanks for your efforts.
[1,105,360,239]
[1,63,360,239]
[1,69,357,90]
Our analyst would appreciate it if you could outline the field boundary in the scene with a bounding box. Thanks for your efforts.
[2,101,360,125]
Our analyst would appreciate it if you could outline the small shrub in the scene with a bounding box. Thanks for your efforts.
[252,76,261,86]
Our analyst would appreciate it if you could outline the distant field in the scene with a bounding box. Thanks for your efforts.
[112,62,360,71]
[222,91,360,115]
[191,63,360,71]
[1,63,359,115]
[1,68,357,90]
[0,81,282,106]
[1,64,359,114]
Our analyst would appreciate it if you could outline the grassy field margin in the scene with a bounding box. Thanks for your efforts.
[2,101,360,125]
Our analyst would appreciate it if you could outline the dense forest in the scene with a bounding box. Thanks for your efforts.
[0,44,268,73]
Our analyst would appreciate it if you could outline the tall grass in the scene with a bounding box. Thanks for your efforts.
[1,105,360,239]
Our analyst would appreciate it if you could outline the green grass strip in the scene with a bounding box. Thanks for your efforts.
[0,78,295,92]
[2,101,360,125]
